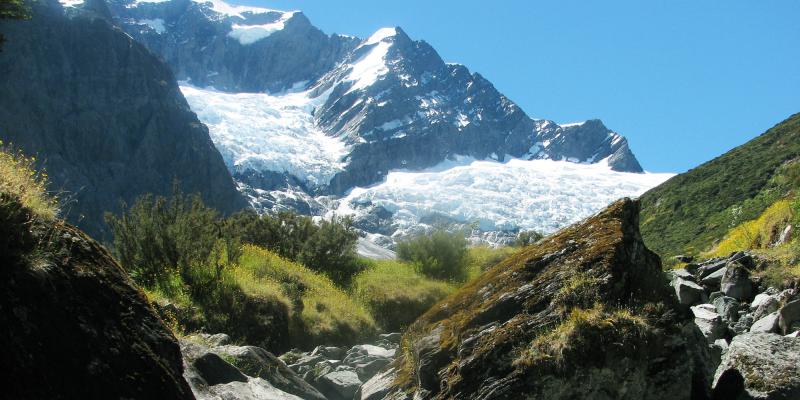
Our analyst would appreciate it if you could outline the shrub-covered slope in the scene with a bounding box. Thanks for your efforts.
[640,113,800,258]
[381,199,712,400]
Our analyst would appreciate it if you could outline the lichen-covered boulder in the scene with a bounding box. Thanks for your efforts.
[383,199,712,399]
[0,200,193,399]
[712,332,800,400]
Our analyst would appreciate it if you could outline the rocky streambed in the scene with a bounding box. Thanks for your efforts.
[180,332,401,400]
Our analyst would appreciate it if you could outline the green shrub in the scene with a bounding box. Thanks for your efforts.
[228,210,361,286]
[465,245,519,280]
[104,191,233,289]
[352,260,455,331]
[397,230,469,282]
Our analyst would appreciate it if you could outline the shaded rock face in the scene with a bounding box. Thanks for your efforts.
[0,2,246,239]
[106,0,358,93]
[0,199,193,399]
[384,198,710,399]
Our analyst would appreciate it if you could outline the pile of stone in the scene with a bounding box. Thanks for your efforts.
[668,252,800,399]
[179,332,401,400]
[279,333,401,400]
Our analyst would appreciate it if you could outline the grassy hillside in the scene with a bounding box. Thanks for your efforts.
[640,112,800,258]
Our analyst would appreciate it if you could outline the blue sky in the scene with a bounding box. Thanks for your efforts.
[243,0,799,173]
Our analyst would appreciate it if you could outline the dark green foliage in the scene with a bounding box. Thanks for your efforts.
[229,210,361,286]
[515,230,544,247]
[298,216,360,285]
[397,230,469,282]
[105,191,232,289]
[640,113,800,258]
[0,0,29,51]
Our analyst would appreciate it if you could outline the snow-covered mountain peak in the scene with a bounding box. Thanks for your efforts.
[364,27,399,45]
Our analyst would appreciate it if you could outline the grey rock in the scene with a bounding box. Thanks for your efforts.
[713,332,800,400]
[674,255,695,263]
[692,304,727,342]
[749,312,780,334]
[697,260,728,279]
[786,331,799,338]
[316,370,362,400]
[752,295,780,322]
[670,268,696,282]
[712,295,740,323]
[775,224,793,246]
[674,277,707,305]
[378,332,403,344]
[720,264,752,300]
[778,299,800,335]
[751,292,776,310]
[355,357,392,381]
[192,353,248,385]
[357,368,398,400]
[732,314,755,335]
[310,345,346,360]
[215,345,327,400]
[700,267,727,291]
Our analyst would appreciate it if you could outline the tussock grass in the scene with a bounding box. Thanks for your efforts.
[465,245,519,280]
[0,142,57,220]
[237,245,377,346]
[352,259,455,331]
[516,303,652,368]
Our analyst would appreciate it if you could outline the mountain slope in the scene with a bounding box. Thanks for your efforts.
[105,1,644,197]
[0,1,246,238]
[640,112,800,258]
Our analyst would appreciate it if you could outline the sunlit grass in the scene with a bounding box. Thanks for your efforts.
[0,142,57,220]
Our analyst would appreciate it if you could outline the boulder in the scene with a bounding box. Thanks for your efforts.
[674,277,707,305]
[0,208,193,398]
[381,199,712,399]
[310,345,346,360]
[749,312,779,334]
[751,292,776,310]
[697,260,728,279]
[778,299,800,335]
[713,332,800,399]
[774,224,793,246]
[712,295,740,323]
[316,370,362,400]
[215,345,327,400]
[700,267,727,291]
[670,268,696,281]
[692,304,727,342]
[732,314,755,335]
[355,357,392,381]
[720,264,753,301]
[752,295,780,322]
[357,368,398,400]
[674,255,695,263]
[192,353,248,385]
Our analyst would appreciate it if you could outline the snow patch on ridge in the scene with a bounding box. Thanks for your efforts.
[180,84,348,188]
[330,157,673,236]
[345,28,397,93]
[228,11,296,45]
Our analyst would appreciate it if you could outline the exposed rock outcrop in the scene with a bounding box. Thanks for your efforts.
[0,196,193,399]
[382,198,711,399]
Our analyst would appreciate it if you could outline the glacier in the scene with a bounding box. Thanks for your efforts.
[180,84,349,188]
[330,156,673,238]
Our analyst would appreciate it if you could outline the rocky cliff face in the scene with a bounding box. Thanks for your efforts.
[0,0,246,238]
[106,0,358,93]
[378,198,711,399]
[0,194,194,399]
